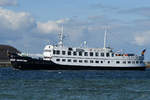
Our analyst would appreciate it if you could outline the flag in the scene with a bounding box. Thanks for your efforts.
[141,49,146,56]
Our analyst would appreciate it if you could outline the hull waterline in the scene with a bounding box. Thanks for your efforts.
[11,60,146,70]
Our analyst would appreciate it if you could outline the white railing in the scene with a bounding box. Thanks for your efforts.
[20,53,43,58]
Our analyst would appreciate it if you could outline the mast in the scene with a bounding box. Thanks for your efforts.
[58,25,64,47]
[83,41,87,48]
[104,27,107,49]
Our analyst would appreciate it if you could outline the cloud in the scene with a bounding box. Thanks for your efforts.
[134,31,150,46]
[118,7,150,17]
[0,0,17,6]
[35,18,89,43]
[0,7,36,32]
[36,21,60,34]
[36,18,70,34]
[91,3,119,11]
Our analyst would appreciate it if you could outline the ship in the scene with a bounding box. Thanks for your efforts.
[8,27,146,70]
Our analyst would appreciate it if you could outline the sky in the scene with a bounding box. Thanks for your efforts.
[0,0,150,60]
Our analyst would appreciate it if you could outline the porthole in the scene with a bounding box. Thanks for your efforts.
[73,60,77,62]
[84,60,88,63]
[79,60,82,63]
[95,61,99,63]
[68,59,71,62]
[116,61,120,64]
[90,60,93,63]
[56,59,60,61]
[62,59,66,62]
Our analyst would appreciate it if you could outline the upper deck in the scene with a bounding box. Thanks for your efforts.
[42,27,145,67]
[43,45,144,61]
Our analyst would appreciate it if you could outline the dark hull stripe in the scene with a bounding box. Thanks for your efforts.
[11,61,146,70]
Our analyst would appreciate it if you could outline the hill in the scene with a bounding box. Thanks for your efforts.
[0,44,20,62]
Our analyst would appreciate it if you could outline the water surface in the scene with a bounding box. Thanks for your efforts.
[0,67,150,100]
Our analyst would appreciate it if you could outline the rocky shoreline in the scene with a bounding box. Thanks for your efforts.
[0,61,11,67]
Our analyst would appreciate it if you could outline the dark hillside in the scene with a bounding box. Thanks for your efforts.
[0,45,20,61]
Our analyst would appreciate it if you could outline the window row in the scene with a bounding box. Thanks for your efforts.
[56,58,143,64]
[53,50,113,57]
[56,59,104,63]
[116,61,143,64]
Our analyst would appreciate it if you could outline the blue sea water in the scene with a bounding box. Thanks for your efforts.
[0,67,150,100]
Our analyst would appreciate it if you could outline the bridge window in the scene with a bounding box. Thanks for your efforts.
[56,50,60,55]
[84,52,88,56]
[136,61,139,64]
[101,53,104,57]
[106,53,110,57]
[68,48,73,51]
[53,50,56,54]
[68,51,71,55]
[79,52,82,56]
[101,61,103,63]
[95,52,99,56]
[73,52,77,56]
[108,61,110,64]
[62,51,66,55]
[112,53,114,57]
[90,52,93,56]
